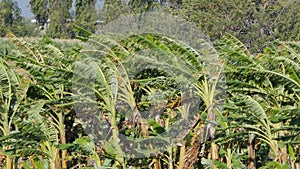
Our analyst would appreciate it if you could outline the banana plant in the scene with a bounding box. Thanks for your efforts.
[0,56,30,169]
[216,33,300,168]
[73,31,222,169]
[2,33,77,169]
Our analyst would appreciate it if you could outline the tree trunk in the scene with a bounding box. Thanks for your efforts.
[211,142,218,169]
[247,143,256,169]
[5,156,12,169]
[178,141,186,169]
[55,149,61,169]
[247,134,256,169]
[59,112,67,169]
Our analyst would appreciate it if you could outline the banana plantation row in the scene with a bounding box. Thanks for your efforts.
[0,32,299,169]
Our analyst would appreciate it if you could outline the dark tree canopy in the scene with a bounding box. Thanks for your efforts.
[29,0,49,28]
[0,0,35,37]
[102,0,128,22]
[47,0,74,38]
[178,0,300,52]
[101,0,181,22]
[74,0,97,36]
[101,0,300,52]
[0,0,21,26]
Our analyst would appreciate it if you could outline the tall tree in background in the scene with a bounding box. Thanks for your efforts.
[178,0,300,53]
[101,0,181,23]
[0,0,22,36]
[102,0,128,22]
[29,0,49,29]
[74,0,97,36]
[47,0,74,38]
[127,0,181,13]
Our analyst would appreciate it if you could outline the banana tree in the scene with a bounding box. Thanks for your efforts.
[0,56,30,169]
[2,33,77,168]
[72,31,227,169]
[216,33,300,168]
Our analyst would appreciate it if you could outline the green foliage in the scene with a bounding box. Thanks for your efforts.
[0,29,299,168]
[102,0,180,23]
[0,0,40,37]
[179,0,300,53]
[74,0,97,36]
[47,0,74,38]
[99,0,300,53]
[0,0,21,26]
[0,33,79,168]
[29,0,49,27]
[0,0,22,37]
[216,33,300,167]
[102,0,129,22]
